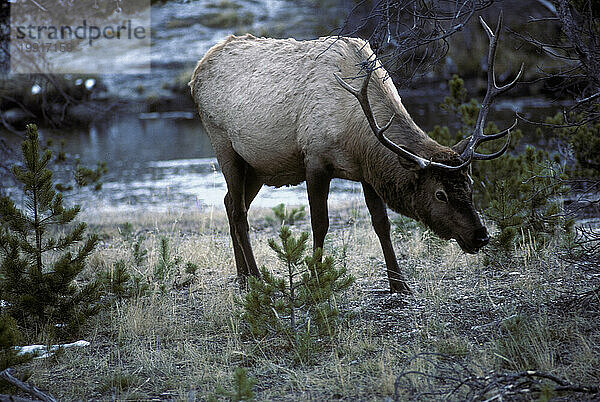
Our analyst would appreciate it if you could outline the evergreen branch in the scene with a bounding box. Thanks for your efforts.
[38,212,60,226]
[0,197,29,238]
[74,234,99,264]
[54,223,86,251]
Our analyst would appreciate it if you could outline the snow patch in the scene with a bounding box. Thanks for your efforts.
[15,340,90,359]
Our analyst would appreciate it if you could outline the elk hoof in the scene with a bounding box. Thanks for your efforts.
[236,274,250,291]
[389,280,412,294]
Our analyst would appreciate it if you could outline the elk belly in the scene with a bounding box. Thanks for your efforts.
[229,134,306,188]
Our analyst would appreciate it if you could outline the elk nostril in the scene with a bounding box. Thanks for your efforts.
[473,227,489,246]
[478,235,490,246]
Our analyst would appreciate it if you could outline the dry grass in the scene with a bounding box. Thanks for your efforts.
[17,203,600,400]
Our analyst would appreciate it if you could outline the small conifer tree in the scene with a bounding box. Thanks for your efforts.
[0,124,100,338]
[302,248,354,337]
[0,314,29,373]
[266,203,306,226]
[242,226,353,355]
[545,110,600,179]
[212,367,256,401]
[132,237,148,268]
[154,236,180,281]
[101,260,131,300]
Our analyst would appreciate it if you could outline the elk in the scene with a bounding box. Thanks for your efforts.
[189,15,522,293]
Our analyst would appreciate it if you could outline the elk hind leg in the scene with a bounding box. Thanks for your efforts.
[362,182,411,294]
[222,154,260,282]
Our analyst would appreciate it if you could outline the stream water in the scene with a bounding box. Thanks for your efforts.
[1,95,564,214]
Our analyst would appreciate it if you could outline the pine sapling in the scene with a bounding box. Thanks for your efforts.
[0,314,30,374]
[132,237,148,268]
[266,203,306,226]
[154,236,180,281]
[212,367,256,401]
[242,226,354,356]
[267,226,308,334]
[101,260,131,300]
[0,124,101,338]
[302,248,354,337]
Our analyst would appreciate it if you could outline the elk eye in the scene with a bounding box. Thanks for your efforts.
[435,190,448,203]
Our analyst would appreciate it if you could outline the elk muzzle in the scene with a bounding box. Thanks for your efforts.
[458,226,490,254]
[473,226,490,249]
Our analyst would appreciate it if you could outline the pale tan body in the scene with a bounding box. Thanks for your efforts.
[191,35,435,200]
[190,34,489,292]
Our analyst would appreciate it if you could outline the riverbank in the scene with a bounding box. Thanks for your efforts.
[17,204,600,400]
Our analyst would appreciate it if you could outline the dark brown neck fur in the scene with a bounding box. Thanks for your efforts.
[361,116,463,219]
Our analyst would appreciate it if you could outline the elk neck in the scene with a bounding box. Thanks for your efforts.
[358,102,460,220]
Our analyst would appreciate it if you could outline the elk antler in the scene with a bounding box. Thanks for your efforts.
[334,71,469,170]
[458,12,524,162]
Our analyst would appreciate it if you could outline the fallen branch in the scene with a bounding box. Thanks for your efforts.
[394,352,600,401]
[0,368,57,402]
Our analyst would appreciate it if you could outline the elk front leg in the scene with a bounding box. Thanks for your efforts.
[362,182,411,294]
[306,165,332,252]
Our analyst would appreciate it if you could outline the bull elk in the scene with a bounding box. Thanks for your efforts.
[189,14,522,293]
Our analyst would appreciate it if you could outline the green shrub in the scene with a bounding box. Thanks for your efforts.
[75,161,107,191]
[484,148,572,254]
[544,110,600,179]
[99,260,149,301]
[154,236,180,281]
[0,314,30,372]
[118,222,134,241]
[266,203,306,226]
[185,262,199,276]
[212,367,256,401]
[132,236,148,268]
[429,76,571,257]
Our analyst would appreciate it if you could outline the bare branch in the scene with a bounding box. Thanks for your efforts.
[337,0,494,84]
[0,368,57,402]
[394,352,600,400]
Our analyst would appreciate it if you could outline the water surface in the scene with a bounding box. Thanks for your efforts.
[1,96,563,214]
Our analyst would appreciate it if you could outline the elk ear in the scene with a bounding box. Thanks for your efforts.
[451,137,470,155]
[396,155,421,172]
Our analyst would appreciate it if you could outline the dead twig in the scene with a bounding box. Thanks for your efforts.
[0,368,57,402]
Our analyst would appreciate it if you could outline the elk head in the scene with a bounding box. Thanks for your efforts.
[335,14,523,254]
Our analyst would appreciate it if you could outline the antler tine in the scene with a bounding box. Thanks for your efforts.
[472,130,511,160]
[479,14,495,39]
[460,13,522,162]
[334,71,362,97]
[335,72,469,171]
